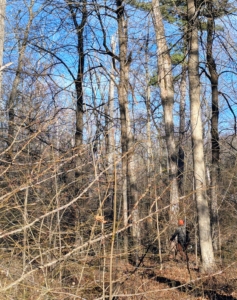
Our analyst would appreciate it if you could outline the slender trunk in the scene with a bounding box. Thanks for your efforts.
[109,152,117,300]
[178,64,186,195]
[107,38,116,169]
[146,86,152,179]
[187,0,215,272]
[117,3,128,254]
[145,32,154,229]
[7,1,34,160]
[117,0,129,256]
[116,0,140,257]
[0,0,5,102]
[146,66,153,227]
[66,0,87,152]
[106,37,116,214]
[145,33,153,184]
[206,2,219,251]
[152,0,179,224]
[66,0,87,247]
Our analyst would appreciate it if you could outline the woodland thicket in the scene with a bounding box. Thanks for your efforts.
[0,0,237,299]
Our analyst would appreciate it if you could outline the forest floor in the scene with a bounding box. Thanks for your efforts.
[0,249,237,299]
[104,253,237,300]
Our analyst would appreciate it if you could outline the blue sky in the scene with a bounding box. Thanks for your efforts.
[3,0,237,145]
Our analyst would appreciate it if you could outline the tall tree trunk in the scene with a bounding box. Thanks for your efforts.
[117,0,129,255]
[105,37,116,209]
[187,0,215,272]
[66,0,87,247]
[178,63,187,195]
[7,1,34,161]
[144,31,154,232]
[145,32,153,185]
[152,0,179,224]
[116,0,140,257]
[206,1,220,251]
[66,0,87,152]
[0,0,5,100]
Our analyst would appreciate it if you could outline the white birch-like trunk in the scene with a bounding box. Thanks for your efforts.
[145,41,153,183]
[117,0,140,257]
[152,0,179,224]
[178,65,187,195]
[187,0,215,272]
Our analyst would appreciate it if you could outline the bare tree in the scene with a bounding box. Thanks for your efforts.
[116,0,140,256]
[65,0,87,151]
[152,0,179,224]
[187,0,215,272]
[206,0,220,251]
[105,37,116,214]
[177,64,187,196]
[0,0,5,99]
[6,0,36,160]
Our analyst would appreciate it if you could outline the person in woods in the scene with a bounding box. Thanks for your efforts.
[170,219,190,261]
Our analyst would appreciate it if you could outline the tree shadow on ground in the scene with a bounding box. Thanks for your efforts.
[146,272,237,300]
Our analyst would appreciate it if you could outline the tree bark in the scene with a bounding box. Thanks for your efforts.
[66,0,87,247]
[152,0,179,224]
[145,33,153,186]
[7,0,34,160]
[187,0,215,272]
[206,1,220,251]
[117,0,129,255]
[116,0,140,256]
[178,65,186,195]
[105,37,116,218]
[66,0,87,151]
[0,0,5,101]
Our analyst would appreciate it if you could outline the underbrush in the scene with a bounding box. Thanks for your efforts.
[0,248,236,300]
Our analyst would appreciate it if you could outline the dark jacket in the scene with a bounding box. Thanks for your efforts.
[170,225,189,248]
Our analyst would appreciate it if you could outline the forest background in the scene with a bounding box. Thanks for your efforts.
[0,0,237,299]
